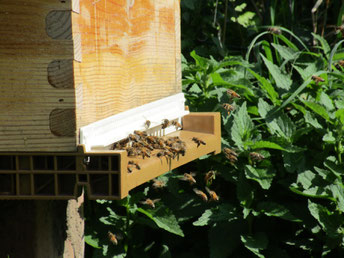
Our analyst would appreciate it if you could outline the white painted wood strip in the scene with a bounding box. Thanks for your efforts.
[80,93,189,151]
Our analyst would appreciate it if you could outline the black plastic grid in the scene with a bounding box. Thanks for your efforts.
[0,153,122,199]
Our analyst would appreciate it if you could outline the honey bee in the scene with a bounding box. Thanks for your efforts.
[152,179,166,189]
[204,170,216,185]
[311,75,325,85]
[222,103,235,115]
[108,231,118,245]
[127,165,133,173]
[156,150,165,159]
[205,187,219,202]
[171,120,182,129]
[140,198,161,208]
[112,137,129,150]
[268,26,281,35]
[192,137,206,147]
[249,152,265,161]
[126,147,139,157]
[193,188,208,202]
[128,160,141,170]
[226,89,241,99]
[180,172,197,185]
[134,130,147,138]
[141,148,151,159]
[336,60,344,68]
[157,138,166,148]
[223,147,238,164]
[129,133,140,142]
[161,119,170,129]
[146,135,158,144]
[144,120,151,129]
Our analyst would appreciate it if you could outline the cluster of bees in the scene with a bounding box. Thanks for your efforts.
[222,89,240,115]
[112,119,207,173]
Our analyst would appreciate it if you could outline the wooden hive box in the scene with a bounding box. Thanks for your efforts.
[0,0,221,199]
[0,0,181,152]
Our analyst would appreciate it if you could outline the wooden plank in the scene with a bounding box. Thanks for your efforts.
[73,0,181,130]
[0,0,76,152]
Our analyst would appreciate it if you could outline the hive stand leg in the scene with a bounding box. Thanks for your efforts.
[0,195,84,258]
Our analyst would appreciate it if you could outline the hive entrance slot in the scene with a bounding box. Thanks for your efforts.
[34,174,55,195]
[0,156,16,170]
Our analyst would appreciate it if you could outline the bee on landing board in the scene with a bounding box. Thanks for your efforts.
[193,188,208,202]
[192,137,206,147]
[180,172,197,185]
[171,120,182,129]
[161,119,170,129]
[140,198,161,209]
[205,187,219,202]
[144,120,151,129]
[128,160,141,170]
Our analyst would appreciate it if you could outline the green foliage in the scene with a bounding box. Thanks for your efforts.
[85,1,344,256]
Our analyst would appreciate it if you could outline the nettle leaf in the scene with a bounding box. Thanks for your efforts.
[324,157,344,178]
[271,43,299,61]
[257,202,302,222]
[249,140,285,151]
[261,54,292,90]
[302,100,331,122]
[297,170,316,189]
[329,184,344,213]
[85,234,101,249]
[258,98,274,119]
[283,152,306,173]
[312,33,331,58]
[308,200,344,238]
[137,207,184,237]
[323,131,336,144]
[193,203,237,226]
[241,232,268,258]
[231,102,254,149]
[304,111,323,129]
[319,92,335,111]
[335,109,344,125]
[245,165,275,190]
[247,69,280,105]
[237,174,254,208]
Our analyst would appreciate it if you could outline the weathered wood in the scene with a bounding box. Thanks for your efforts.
[0,0,181,152]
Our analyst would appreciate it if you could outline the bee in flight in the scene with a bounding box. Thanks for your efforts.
[152,179,166,189]
[108,231,119,245]
[249,152,265,161]
[180,172,197,185]
[226,89,241,99]
[222,103,235,115]
[171,120,182,129]
[268,26,281,35]
[204,170,216,185]
[205,187,219,202]
[193,188,208,202]
[144,120,151,129]
[140,198,161,209]
[311,75,325,85]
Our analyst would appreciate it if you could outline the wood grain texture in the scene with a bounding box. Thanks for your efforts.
[0,0,181,152]
[0,0,76,151]
[72,0,182,128]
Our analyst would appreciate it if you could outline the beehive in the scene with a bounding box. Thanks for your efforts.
[0,0,181,152]
[0,0,221,199]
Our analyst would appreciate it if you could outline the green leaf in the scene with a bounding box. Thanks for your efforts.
[282,152,306,173]
[323,132,336,144]
[241,232,268,258]
[312,33,331,58]
[85,234,101,249]
[329,184,344,213]
[297,170,316,189]
[211,72,254,96]
[160,245,172,258]
[302,100,331,122]
[245,165,275,190]
[247,69,280,105]
[257,202,302,222]
[304,111,323,129]
[193,204,237,226]
[271,43,298,61]
[137,207,184,237]
[231,102,254,149]
[319,92,335,111]
[249,140,285,151]
[308,200,344,238]
[260,54,292,90]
